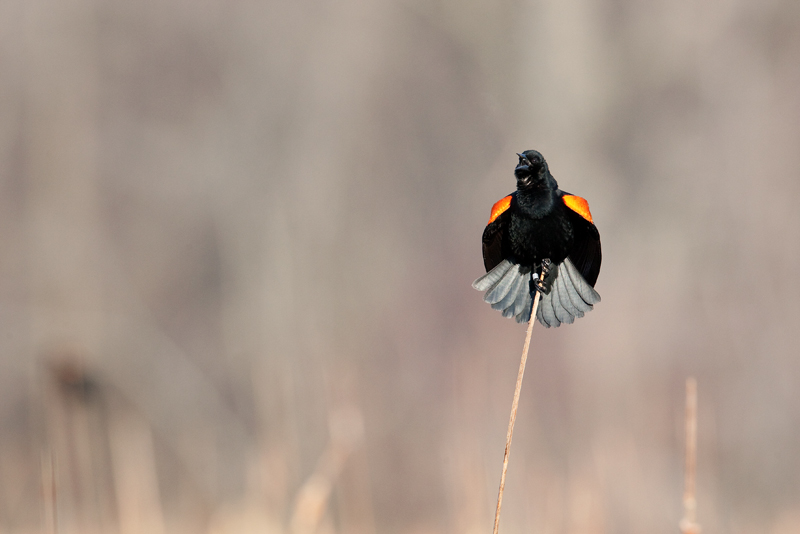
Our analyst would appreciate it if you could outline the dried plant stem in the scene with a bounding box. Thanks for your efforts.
[492,272,544,534]
[679,377,701,534]
[41,449,57,534]
[290,405,365,534]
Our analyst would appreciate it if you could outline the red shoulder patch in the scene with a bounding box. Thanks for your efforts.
[563,194,593,223]
[488,195,512,224]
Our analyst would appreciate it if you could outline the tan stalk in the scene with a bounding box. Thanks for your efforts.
[492,271,545,534]
[41,449,57,534]
[679,377,701,534]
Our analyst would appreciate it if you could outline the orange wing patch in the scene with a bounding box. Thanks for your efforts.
[563,195,593,223]
[488,195,512,224]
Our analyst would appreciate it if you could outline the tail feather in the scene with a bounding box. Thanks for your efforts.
[492,269,526,311]
[536,258,601,328]
[537,292,560,327]
[555,270,583,318]
[551,277,573,325]
[472,260,513,291]
[515,293,532,323]
[513,282,532,318]
[561,266,593,313]
[474,257,600,327]
[485,263,521,304]
[473,261,533,323]
[563,257,601,306]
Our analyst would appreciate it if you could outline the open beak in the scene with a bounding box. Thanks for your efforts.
[515,153,530,173]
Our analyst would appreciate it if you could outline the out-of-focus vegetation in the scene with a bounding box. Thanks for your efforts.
[2,0,800,532]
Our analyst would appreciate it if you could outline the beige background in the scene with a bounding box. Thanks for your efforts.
[1,0,799,533]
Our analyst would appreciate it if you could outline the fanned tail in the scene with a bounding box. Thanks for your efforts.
[473,260,534,323]
[536,257,601,328]
[474,257,600,327]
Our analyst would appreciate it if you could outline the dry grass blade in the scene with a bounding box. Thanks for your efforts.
[679,377,701,534]
[492,272,544,534]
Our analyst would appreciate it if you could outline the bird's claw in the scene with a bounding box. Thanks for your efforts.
[541,258,552,276]
[531,258,552,295]
[532,277,549,295]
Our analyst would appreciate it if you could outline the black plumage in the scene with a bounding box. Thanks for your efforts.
[473,150,602,327]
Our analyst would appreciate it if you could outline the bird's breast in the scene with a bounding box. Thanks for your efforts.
[508,209,573,266]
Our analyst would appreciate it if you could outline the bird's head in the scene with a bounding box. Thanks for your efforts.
[515,150,555,191]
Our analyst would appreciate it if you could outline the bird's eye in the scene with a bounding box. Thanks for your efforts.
[531,155,542,164]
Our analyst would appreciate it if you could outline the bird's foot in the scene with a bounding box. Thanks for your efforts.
[532,259,552,295]
[532,277,549,295]
[541,258,552,276]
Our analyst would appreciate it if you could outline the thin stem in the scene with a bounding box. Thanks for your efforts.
[41,449,57,534]
[680,377,701,534]
[492,272,544,534]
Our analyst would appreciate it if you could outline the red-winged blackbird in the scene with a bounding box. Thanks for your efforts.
[473,150,601,327]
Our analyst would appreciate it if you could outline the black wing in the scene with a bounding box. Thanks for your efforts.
[565,208,601,287]
[559,192,601,287]
[481,209,510,272]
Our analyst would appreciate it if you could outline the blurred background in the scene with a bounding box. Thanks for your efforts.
[2,0,800,533]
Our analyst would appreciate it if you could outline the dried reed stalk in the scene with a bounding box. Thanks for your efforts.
[41,449,57,534]
[679,377,701,534]
[492,272,544,534]
[290,405,364,534]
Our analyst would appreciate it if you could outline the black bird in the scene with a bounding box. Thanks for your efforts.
[472,150,602,327]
